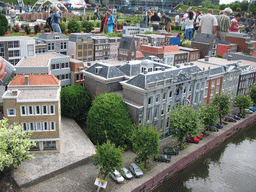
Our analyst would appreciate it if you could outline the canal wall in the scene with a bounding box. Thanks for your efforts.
[132,114,256,192]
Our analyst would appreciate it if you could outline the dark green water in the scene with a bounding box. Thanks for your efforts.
[153,123,256,192]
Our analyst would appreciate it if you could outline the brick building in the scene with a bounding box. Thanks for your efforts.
[91,35,110,60]
[109,37,121,59]
[69,58,86,86]
[118,36,137,61]
[2,75,61,152]
[179,47,200,62]
[216,41,237,56]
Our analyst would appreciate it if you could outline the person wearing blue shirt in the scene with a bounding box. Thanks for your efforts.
[107,10,115,33]
[51,7,63,33]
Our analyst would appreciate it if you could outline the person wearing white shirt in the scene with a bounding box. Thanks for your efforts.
[184,11,194,40]
[199,8,218,34]
[175,14,179,26]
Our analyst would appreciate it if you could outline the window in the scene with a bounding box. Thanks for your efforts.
[36,122,41,131]
[42,105,47,114]
[52,43,54,50]
[61,63,65,68]
[65,63,69,68]
[35,105,41,115]
[22,123,28,132]
[156,94,160,103]
[206,81,208,88]
[30,142,40,151]
[83,44,87,49]
[216,86,219,93]
[50,122,55,131]
[20,106,26,116]
[76,74,79,81]
[61,42,64,49]
[154,106,159,119]
[78,45,82,49]
[43,141,56,150]
[28,106,33,115]
[212,44,217,49]
[29,122,34,131]
[49,105,55,115]
[51,64,56,70]
[55,36,60,39]
[48,43,51,50]
[14,50,20,57]
[43,122,48,131]
[161,103,166,115]
[56,64,60,69]
[27,44,34,57]
[81,74,84,80]
[196,83,200,90]
[169,91,172,98]
[78,52,82,57]
[62,74,65,79]
[148,96,153,105]
[211,80,215,87]
[7,109,16,116]
[146,108,152,121]
[8,41,13,48]
[64,42,67,49]
[163,92,166,100]
[217,79,220,85]
[201,82,205,89]
[212,50,216,56]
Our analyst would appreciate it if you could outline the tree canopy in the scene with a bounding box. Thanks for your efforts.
[0,118,35,175]
[212,94,230,124]
[250,85,256,105]
[67,16,81,33]
[60,84,91,120]
[131,124,160,169]
[199,104,218,130]
[94,140,123,180]
[86,93,133,147]
[234,94,252,114]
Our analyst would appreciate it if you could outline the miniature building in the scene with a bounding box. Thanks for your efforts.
[109,37,121,59]
[15,53,71,87]
[136,51,145,60]
[91,35,110,60]
[35,33,68,55]
[2,74,61,152]
[0,36,35,65]
[137,34,166,46]
[139,45,165,59]
[69,58,86,86]
[225,33,254,54]
[216,41,238,56]
[35,38,47,54]
[191,33,218,58]
[179,47,200,62]
[118,36,137,61]
[68,33,94,62]
[123,26,140,35]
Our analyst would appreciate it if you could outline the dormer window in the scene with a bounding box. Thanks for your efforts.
[95,66,103,74]
[55,36,60,39]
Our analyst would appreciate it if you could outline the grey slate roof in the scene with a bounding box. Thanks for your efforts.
[126,66,201,89]
[208,66,224,75]
[223,52,256,62]
[119,36,134,50]
[192,33,216,44]
[86,63,125,79]
[68,33,93,43]
[38,33,68,40]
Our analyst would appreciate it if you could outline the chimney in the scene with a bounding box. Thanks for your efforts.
[143,69,148,74]
[25,75,29,85]
[190,63,194,66]
[11,89,18,96]
[208,66,211,70]
[227,55,232,61]
[161,67,165,71]
[176,64,181,68]
[205,56,209,61]
[71,54,75,59]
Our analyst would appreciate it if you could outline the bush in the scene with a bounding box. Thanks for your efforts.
[175,25,181,31]
[59,22,67,33]
[215,55,223,58]
[0,14,8,33]
[61,84,91,120]
[68,16,81,33]
[100,14,103,19]
[21,24,24,29]
[12,24,20,32]
[24,26,31,35]
[87,16,90,21]
[181,39,191,47]
[171,25,175,30]
[117,32,122,37]
[0,26,5,36]
[34,24,41,34]
[92,14,97,21]
[81,20,94,33]
[44,28,50,32]
[63,16,66,22]
[79,16,83,21]
[40,23,44,27]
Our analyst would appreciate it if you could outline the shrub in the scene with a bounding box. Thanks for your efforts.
[24,26,31,35]
[21,24,24,29]
[44,28,50,32]
[63,16,66,22]
[215,55,223,58]
[87,16,90,21]
[0,26,5,36]
[59,22,67,33]
[81,20,94,33]
[117,32,122,37]
[92,14,97,21]
[12,24,20,32]
[100,14,103,19]
[40,23,44,27]
[79,15,83,21]
[175,25,181,31]
[181,39,191,47]
[34,24,41,34]
[0,14,8,33]
[68,16,81,33]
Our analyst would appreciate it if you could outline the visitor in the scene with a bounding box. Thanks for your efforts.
[217,7,232,40]
[180,14,185,31]
[151,11,161,31]
[245,17,255,33]
[100,12,106,33]
[198,8,218,35]
[144,10,151,27]
[10,7,16,28]
[19,0,23,14]
[161,13,172,31]
[219,10,224,15]
[184,11,194,40]
[103,12,109,33]
[107,10,115,33]
[230,13,244,33]
[94,6,100,20]
[51,7,64,33]
[193,10,201,35]
[0,57,6,81]
[175,14,179,26]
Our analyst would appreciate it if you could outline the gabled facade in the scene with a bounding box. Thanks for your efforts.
[179,46,200,62]
[0,36,35,65]
[2,74,61,152]
[137,34,166,46]
[109,37,121,59]
[36,33,68,55]
[69,58,86,86]
[91,35,111,60]
[118,36,137,61]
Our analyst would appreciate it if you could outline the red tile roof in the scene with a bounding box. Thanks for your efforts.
[9,75,60,86]
[164,45,180,53]
[136,51,144,58]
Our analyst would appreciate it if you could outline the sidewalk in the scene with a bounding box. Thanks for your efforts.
[21,113,256,192]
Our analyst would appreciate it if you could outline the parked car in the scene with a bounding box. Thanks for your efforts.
[225,116,237,122]
[186,136,200,144]
[196,135,203,140]
[207,125,219,132]
[249,106,256,112]
[163,147,179,155]
[237,113,245,118]
[215,123,223,129]
[129,163,143,178]
[222,121,228,125]
[120,168,133,180]
[110,169,124,183]
[154,153,172,163]
[231,114,241,120]
[245,109,253,114]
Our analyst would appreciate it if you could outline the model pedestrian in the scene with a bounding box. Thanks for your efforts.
[199,8,218,35]
[217,7,232,40]
[184,11,194,40]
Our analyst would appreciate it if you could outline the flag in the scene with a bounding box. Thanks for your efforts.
[186,98,192,104]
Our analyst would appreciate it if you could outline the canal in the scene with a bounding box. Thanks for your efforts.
[153,122,256,192]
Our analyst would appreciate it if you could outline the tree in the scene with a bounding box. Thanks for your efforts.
[59,21,67,33]
[67,16,81,33]
[89,0,96,6]
[102,0,109,5]
[81,20,94,33]
[219,4,226,10]
[169,104,202,149]
[212,94,230,124]
[86,93,133,147]
[199,104,218,132]
[0,14,8,36]
[94,140,123,180]
[234,94,252,114]
[131,124,160,169]
[60,84,91,120]
[0,118,35,176]
[250,85,256,104]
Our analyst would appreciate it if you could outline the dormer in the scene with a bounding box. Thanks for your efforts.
[55,36,60,40]
[95,66,103,74]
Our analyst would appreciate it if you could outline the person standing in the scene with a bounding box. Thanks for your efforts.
[198,8,218,35]
[175,14,179,26]
[103,12,109,33]
[107,10,115,33]
[10,7,16,28]
[94,6,100,20]
[193,10,201,35]
[184,11,194,40]
[51,7,63,33]
[217,7,232,40]
[230,13,243,33]
[151,11,161,31]
[144,11,151,27]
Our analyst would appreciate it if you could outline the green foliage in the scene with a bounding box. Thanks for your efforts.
[21,24,24,29]
[79,16,83,21]
[215,55,223,58]
[131,124,160,169]
[0,26,6,36]
[59,22,67,33]
[60,85,91,120]
[199,104,218,131]
[34,24,41,34]
[89,0,96,6]
[92,14,97,21]
[68,16,81,33]
[86,93,133,147]
[169,104,202,148]
[81,20,94,33]
[94,140,123,180]
[44,28,50,32]
[24,26,31,35]
[212,94,230,124]
[0,118,35,174]
[234,94,252,114]
[250,85,256,104]
[63,16,66,23]
[207,4,215,8]
[175,25,181,31]
[117,32,122,37]
[181,39,192,48]
[144,31,155,34]
[105,32,118,37]
[87,16,90,21]
[12,25,20,33]
[0,14,8,34]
